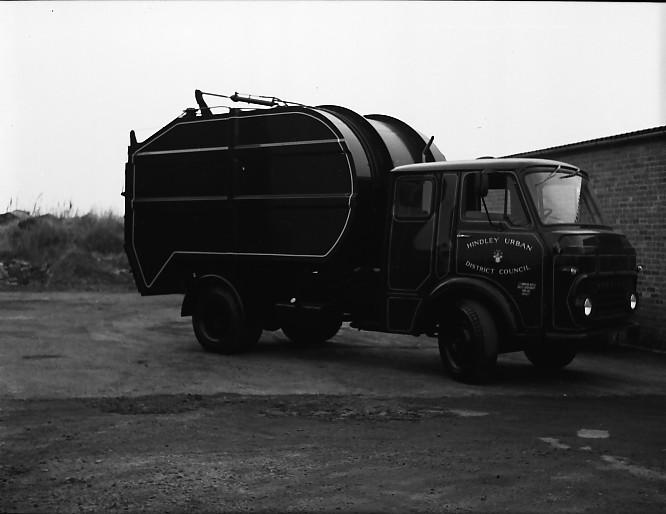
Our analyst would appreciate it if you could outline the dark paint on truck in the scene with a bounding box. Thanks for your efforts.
[124,91,640,383]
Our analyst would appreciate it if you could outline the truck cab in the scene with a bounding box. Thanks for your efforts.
[372,158,639,381]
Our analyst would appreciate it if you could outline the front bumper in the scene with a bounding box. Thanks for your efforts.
[545,322,640,344]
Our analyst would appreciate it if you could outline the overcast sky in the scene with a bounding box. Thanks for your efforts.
[2,1,665,214]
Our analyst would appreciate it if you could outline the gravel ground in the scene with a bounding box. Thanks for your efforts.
[1,292,665,512]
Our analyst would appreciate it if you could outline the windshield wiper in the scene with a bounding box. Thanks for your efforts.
[558,168,584,179]
[534,165,562,187]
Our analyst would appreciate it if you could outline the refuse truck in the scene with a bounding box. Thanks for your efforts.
[123,90,641,382]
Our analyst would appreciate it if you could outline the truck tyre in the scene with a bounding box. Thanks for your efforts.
[282,317,342,345]
[524,344,576,370]
[192,286,261,354]
[438,300,498,383]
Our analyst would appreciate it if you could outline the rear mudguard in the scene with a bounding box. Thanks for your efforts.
[180,274,243,318]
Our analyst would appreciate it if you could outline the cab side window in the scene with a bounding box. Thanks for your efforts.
[462,172,529,226]
[394,178,434,219]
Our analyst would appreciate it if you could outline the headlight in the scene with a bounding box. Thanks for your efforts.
[629,293,638,310]
[584,298,593,317]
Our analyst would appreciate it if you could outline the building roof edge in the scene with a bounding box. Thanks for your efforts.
[508,125,666,157]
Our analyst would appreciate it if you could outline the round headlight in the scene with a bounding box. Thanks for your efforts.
[629,293,638,310]
[584,298,593,317]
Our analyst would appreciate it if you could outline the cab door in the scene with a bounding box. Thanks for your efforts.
[386,175,437,332]
[455,171,543,328]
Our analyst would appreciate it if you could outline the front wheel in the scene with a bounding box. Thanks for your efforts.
[524,344,576,370]
[438,300,498,383]
[192,286,261,354]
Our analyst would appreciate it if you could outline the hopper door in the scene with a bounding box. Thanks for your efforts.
[231,111,354,258]
[129,118,235,290]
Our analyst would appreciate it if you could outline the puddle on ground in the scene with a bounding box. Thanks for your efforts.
[538,437,570,450]
[600,455,666,481]
[447,409,489,417]
[577,429,609,439]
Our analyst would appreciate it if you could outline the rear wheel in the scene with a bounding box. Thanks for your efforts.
[192,286,261,354]
[524,344,576,370]
[438,300,498,383]
[282,315,342,345]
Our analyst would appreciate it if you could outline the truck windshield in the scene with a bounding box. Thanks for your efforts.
[524,168,607,226]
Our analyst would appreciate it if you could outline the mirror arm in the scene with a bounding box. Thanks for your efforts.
[481,192,507,231]
[478,170,489,198]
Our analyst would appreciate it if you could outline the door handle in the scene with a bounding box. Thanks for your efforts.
[457,234,470,238]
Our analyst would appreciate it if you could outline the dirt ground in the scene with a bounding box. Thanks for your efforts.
[1,292,665,513]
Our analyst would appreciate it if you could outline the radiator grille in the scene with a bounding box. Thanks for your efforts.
[575,276,634,320]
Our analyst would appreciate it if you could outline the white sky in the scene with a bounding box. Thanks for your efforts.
[2,1,665,214]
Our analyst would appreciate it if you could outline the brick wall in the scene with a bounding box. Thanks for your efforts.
[512,129,666,350]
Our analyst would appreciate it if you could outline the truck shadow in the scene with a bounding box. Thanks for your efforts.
[251,333,446,378]
[493,359,604,386]
[242,332,622,389]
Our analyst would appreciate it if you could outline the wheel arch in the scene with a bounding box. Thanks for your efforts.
[181,274,243,318]
[417,277,520,346]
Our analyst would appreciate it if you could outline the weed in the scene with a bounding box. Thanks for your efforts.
[0,208,131,290]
